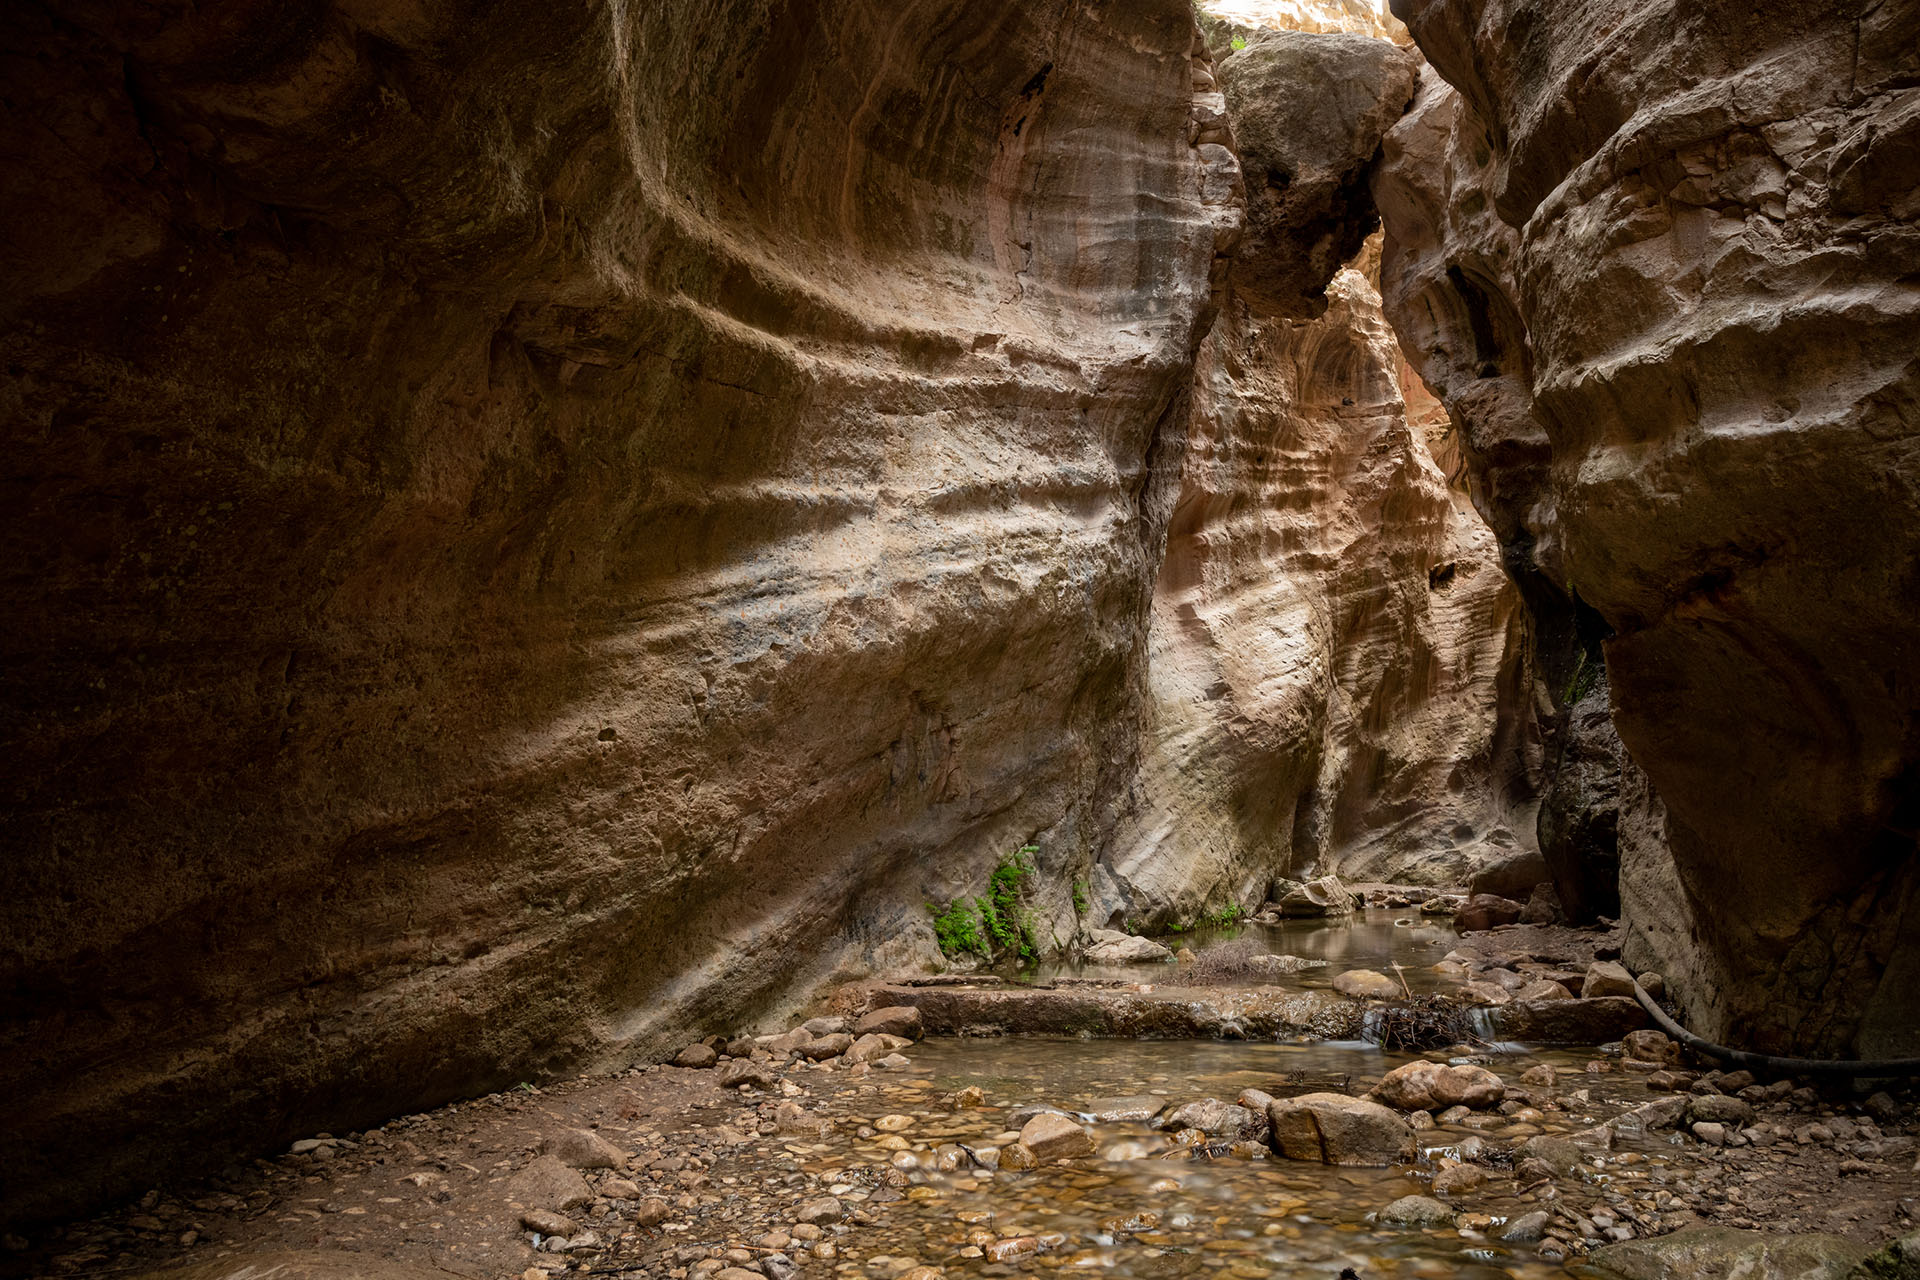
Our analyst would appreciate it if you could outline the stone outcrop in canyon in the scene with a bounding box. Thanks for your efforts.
[1375,0,1920,1058]
[0,0,1236,1223]
[1098,26,1536,926]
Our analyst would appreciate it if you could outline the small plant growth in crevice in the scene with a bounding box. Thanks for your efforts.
[929,845,1042,966]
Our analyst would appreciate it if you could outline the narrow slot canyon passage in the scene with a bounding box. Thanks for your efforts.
[1,1,1916,1278]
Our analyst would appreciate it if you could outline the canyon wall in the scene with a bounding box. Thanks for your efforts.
[1097,29,1540,923]
[0,0,1234,1222]
[1376,0,1920,1056]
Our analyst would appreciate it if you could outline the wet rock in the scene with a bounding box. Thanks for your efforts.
[1691,1121,1727,1146]
[1237,1088,1276,1114]
[506,1156,594,1212]
[1583,961,1638,1000]
[540,1128,626,1170]
[1622,1030,1673,1064]
[1332,969,1404,999]
[1275,875,1357,917]
[1085,1096,1165,1123]
[1454,894,1524,931]
[1518,1135,1582,1176]
[1431,1163,1487,1195]
[854,1007,923,1040]
[1502,1210,1551,1242]
[1018,1113,1095,1161]
[800,1033,853,1061]
[1157,1099,1257,1135]
[1521,1064,1556,1086]
[1268,1093,1412,1166]
[675,1044,718,1069]
[997,1142,1037,1171]
[846,1032,914,1063]
[1379,1195,1454,1227]
[792,1197,843,1226]
[1585,1225,1869,1279]
[123,1252,477,1280]
[984,1237,1040,1263]
[1084,931,1175,964]
[1372,1061,1504,1112]
[1613,1096,1688,1134]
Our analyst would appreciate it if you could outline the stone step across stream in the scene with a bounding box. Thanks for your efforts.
[866,981,1651,1046]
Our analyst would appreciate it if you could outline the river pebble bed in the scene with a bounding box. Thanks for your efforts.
[7,915,1916,1280]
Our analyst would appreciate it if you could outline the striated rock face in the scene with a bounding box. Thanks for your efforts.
[1378,0,1920,1055]
[1098,30,1537,921]
[1222,33,1422,317]
[0,0,1233,1223]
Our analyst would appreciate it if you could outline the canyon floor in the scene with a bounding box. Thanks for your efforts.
[12,912,1916,1280]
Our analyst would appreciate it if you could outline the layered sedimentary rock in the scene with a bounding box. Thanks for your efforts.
[1098,31,1538,922]
[0,0,1235,1222]
[1377,0,1920,1056]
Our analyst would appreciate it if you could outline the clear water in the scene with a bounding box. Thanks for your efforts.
[738,1033,1688,1280]
[1025,908,1465,994]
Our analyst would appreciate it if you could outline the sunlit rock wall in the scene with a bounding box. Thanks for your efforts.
[1097,29,1540,924]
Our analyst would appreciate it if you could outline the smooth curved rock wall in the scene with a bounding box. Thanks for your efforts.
[0,0,1230,1223]
[1378,0,1920,1056]
[1098,30,1539,923]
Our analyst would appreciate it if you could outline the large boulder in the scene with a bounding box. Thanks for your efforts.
[1084,931,1175,964]
[505,1156,594,1213]
[1453,894,1524,931]
[1371,1061,1504,1112]
[1332,969,1403,999]
[1489,997,1650,1044]
[1467,847,1550,901]
[1267,1093,1412,1166]
[1275,875,1359,918]
[1218,30,1421,317]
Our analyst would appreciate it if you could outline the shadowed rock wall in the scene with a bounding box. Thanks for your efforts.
[1376,0,1920,1056]
[0,0,1232,1223]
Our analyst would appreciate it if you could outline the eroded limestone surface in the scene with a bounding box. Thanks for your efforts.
[1375,0,1920,1055]
[0,0,1234,1223]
